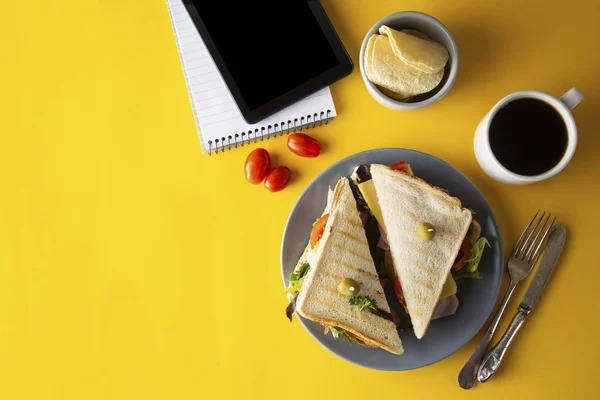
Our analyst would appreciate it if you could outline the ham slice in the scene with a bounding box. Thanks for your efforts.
[431,294,459,320]
[323,187,334,214]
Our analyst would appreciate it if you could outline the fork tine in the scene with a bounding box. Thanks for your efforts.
[517,211,546,259]
[524,213,550,261]
[512,210,539,257]
[528,216,556,264]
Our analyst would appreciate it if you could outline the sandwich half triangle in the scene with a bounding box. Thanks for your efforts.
[296,177,403,355]
[370,164,472,339]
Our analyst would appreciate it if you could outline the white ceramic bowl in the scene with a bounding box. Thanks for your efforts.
[359,11,459,110]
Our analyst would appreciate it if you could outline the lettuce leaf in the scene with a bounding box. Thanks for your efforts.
[453,269,482,280]
[453,237,490,280]
[330,326,346,339]
[329,326,352,345]
[290,263,309,282]
[284,263,310,294]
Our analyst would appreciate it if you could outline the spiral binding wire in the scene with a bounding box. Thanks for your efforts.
[207,109,331,155]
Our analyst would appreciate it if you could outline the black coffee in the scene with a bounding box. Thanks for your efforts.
[489,98,568,176]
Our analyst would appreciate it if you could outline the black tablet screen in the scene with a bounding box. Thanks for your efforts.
[190,1,339,110]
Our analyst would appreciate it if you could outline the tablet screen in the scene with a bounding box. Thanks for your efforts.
[189,1,339,111]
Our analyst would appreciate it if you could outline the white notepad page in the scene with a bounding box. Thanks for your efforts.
[166,0,337,154]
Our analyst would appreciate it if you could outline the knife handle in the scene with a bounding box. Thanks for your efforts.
[477,307,529,383]
[458,280,518,389]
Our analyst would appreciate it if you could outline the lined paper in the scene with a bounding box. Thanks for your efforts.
[166,0,337,154]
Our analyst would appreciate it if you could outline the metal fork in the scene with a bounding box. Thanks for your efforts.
[458,210,555,389]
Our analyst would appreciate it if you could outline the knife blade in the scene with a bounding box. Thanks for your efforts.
[520,224,567,312]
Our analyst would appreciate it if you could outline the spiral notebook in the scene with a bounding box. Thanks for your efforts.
[166,0,337,155]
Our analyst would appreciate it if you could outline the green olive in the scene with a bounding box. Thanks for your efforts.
[337,278,361,297]
[416,222,436,240]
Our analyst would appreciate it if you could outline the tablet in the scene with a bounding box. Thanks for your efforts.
[183,0,353,124]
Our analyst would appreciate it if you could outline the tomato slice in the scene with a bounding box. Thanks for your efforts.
[393,276,407,310]
[310,214,329,248]
[390,160,408,172]
[391,160,414,175]
[453,240,471,271]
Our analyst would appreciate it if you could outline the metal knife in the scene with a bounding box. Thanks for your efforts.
[477,224,567,383]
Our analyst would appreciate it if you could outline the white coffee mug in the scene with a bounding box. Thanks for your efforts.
[474,88,583,185]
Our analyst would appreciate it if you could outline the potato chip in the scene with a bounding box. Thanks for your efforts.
[401,29,432,41]
[377,85,413,101]
[366,35,411,100]
[370,35,443,97]
[379,25,448,74]
[364,34,379,83]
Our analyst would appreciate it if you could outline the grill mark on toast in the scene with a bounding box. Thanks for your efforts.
[342,215,363,228]
[413,263,434,275]
[430,186,462,208]
[315,284,342,297]
[314,299,338,309]
[322,271,344,281]
[331,243,372,262]
[401,209,419,221]
[395,245,432,262]
[339,259,379,279]
[411,293,428,304]
[410,277,434,291]
[339,230,364,244]
[383,202,419,222]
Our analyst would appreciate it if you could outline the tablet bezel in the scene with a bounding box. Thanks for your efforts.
[182,0,353,124]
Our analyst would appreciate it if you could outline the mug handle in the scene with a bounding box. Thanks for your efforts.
[559,87,584,110]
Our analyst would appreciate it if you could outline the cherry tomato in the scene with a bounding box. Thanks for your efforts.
[393,276,407,310]
[287,133,322,157]
[244,148,271,184]
[264,166,291,192]
[310,213,329,248]
[391,160,410,173]
[452,240,472,271]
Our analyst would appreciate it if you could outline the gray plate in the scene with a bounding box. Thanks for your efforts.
[280,149,503,370]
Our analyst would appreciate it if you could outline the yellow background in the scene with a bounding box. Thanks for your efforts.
[1,0,599,398]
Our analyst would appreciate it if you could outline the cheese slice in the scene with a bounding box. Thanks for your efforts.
[440,273,457,299]
[358,180,387,234]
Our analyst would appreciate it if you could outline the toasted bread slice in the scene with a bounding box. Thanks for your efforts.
[296,178,403,355]
[370,164,472,339]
